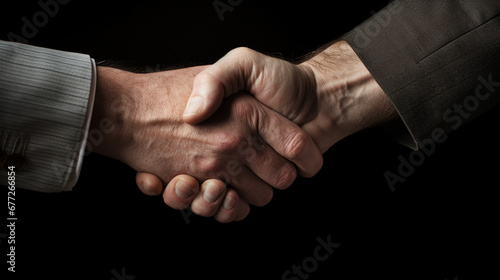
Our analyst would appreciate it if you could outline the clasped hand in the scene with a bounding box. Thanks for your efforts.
[92,41,394,223]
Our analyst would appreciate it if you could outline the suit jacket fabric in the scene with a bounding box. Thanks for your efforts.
[344,0,500,149]
[0,40,94,192]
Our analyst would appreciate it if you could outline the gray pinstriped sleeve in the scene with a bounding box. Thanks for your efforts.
[0,40,95,192]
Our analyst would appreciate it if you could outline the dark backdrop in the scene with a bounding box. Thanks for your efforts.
[1,1,498,279]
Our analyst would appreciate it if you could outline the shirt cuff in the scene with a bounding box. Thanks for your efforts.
[67,58,97,188]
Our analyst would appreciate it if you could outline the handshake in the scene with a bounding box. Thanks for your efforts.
[91,41,396,222]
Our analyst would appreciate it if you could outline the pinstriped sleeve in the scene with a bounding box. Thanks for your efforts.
[0,40,96,192]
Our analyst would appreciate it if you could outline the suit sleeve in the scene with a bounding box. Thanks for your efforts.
[0,40,96,192]
[343,0,500,149]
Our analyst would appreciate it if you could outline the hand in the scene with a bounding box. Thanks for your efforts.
[90,66,323,222]
[140,41,397,221]
[183,40,397,152]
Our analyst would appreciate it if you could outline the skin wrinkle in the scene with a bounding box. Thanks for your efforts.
[294,65,319,125]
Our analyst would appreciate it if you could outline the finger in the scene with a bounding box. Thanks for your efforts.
[239,136,297,190]
[163,175,200,210]
[191,179,227,217]
[214,189,250,223]
[136,172,164,196]
[252,97,324,177]
[233,200,251,221]
[227,166,274,207]
[183,47,257,125]
[259,105,323,177]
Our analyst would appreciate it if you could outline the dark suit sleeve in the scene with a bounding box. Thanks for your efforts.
[343,0,500,149]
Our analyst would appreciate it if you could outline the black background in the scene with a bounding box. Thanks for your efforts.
[1,0,499,279]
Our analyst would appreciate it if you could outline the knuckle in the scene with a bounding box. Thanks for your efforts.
[274,165,297,190]
[192,71,211,87]
[197,157,223,175]
[229,47,257,59]
[230,97,255,119]
[193,70,220,89]
[215,132,243,153]
[283,131,310,160]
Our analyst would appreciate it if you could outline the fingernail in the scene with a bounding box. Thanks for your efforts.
[183,95,204,116]
[203,183,224,204]
[175,180,195,199]
[223,195,237,210]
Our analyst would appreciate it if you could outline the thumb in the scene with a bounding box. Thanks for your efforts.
[136,172,164,196]
[183,47,258,124]
[182,70,227,124]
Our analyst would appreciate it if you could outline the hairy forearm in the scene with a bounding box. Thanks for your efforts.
[300,40,397,150]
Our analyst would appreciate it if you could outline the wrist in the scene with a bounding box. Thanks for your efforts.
[88,66,134,161]
[301,41,396,151]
